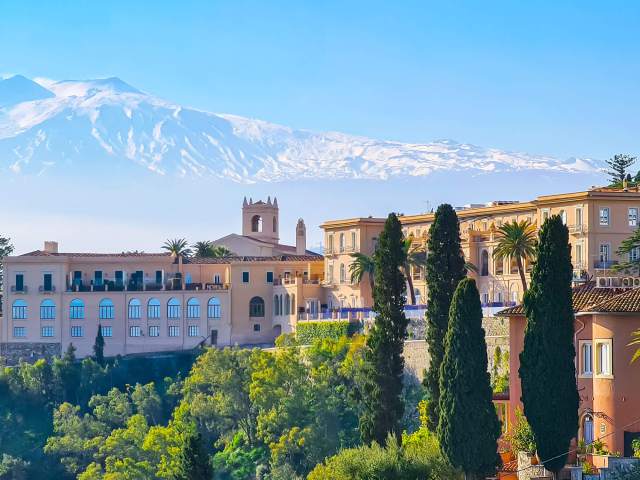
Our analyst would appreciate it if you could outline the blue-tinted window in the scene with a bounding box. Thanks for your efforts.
[266,271,274,283]
[242,271,250,283]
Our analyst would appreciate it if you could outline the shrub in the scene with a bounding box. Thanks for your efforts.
[633,438,640,458]
[295,321,360,345]
[507,409,536,455]
[307,429,461,480]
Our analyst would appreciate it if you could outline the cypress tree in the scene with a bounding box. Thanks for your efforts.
[93,324,105,366]
[424,204,466,430]
[438,278,501,480]
[175,432,213,480]
[519,215,579,476]
[359,213,409,445]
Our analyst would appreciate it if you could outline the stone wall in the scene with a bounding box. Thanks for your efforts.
[403,317,509,382]
[0,342,61,365]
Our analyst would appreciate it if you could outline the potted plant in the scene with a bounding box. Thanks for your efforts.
[507,409,539,467]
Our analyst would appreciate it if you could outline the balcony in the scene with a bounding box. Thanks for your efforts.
[10,285,28,293]
[594,260,619,270]
[204,283,229,291]
[568,224,586,235]
[39,285,56,293]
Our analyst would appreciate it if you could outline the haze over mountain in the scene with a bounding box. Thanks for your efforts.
[0,75,600,182]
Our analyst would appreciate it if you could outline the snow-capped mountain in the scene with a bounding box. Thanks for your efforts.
[0,75,600,182]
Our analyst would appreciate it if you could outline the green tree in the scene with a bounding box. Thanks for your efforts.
[402,236,427,305]
[519,215,579,477]
[192,241,216,257]
[606,153,637,185]
[614,227,640,275]
[162,238,192,257]
[492,220,537,292]
[358,213,408,445]
[212,245,234,257]
[175,432,212,480]
[438,278,501,480]
[423,204,466,431]
[349,252,376,297]
[0,236,14,293]
[93,325,105,366]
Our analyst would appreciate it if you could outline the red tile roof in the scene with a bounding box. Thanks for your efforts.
[586,287,640,313]
[20,250,170,258]
[184,254,322,264]
[496,282,622,316]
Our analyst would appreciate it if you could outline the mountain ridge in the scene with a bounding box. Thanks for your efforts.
[0,75,601,182]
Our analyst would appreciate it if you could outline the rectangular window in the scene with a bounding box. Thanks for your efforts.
[43,273,53,291]
[242,271,250,283]
[213,274,221,284]
[115,270,124,287]
[187,303,200,319]
[101,326,113,338]
[12,303,27,320]
[481,293,489,305]
[253,323,261,332]
[599,244,611,263]
[188,325,199,337]
[168,326,180,337]
[595,340,612,376]
[94,271,103,286]
[155,270,163,284]
[167,304,180,319]
[15,273,24,291]
[580,341,593,376]
[13,327,26,338]
[72,271,82,289]
[600,207,610,226]
[630,208,639,227]
[575,207,583,226]
[351,232,357,250]
[631,247,640,263]
[129,326,141,337]
[208,302,221,319]
[541,209,550,222]
[148,303,160,319]
[100,304,114,319]
[40,303,56,320]
[41,326,55,338]
[266,271,274,283]
[575,244,583,267]
[70,326,84,337]
[128,303,141,319]
[148,325,160,337]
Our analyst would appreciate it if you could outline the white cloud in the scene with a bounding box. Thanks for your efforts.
[33,76,57,89]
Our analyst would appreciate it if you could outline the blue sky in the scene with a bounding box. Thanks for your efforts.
[2,0,639,160]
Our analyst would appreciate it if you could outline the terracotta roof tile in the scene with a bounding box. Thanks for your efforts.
[587,287,640,312]
[20,250,170,258]
[496,282,621,316]
[184,254,322,264]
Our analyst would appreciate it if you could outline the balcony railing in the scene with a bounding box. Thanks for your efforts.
[594,260,619,269]
[568,224,586,234]
[39,285,56,293]
[10,285,28,293]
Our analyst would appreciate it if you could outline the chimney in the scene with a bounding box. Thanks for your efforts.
[296,219,306,255]
[44,241,59,254]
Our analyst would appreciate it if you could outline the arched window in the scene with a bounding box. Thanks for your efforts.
[128,298,141,319]
[274,295,279,316]
[70,299,85,320]
[99,299,114,319]
[481,250,489,276]
[273,215,277,233]
[208,297,221,319]
[251,215,263,233]
[249,296,265,317]
[167,297,181,319]
[40,299,56,320]
[284,293,290,315]
[340,264,346,283]
[147,298,160,319]
[279,295,283,316]
[583,414,594,444]
[187,298,200,318]
[12,299,27,319]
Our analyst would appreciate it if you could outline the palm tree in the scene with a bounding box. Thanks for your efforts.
[403,237,427,305]
[630,329,640,364]
[349,252,376,295]
[211,245,233,257]
[192,241,215,257]
[162,238,192,257]
[492,220,537,292]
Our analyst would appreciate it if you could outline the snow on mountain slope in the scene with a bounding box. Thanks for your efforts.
[0,75,600,182]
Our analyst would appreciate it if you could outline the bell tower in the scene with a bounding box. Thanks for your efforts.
[242,196,279,244]
[296,219,306,255]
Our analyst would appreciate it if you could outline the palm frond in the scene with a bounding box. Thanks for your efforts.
[629,329,640,364]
